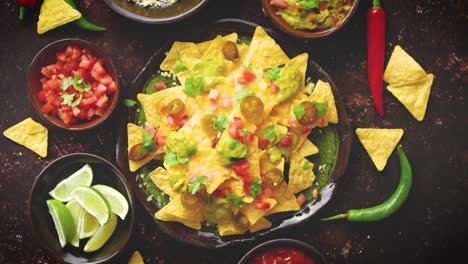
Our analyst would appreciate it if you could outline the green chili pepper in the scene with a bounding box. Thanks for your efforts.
[64,0,107,31]
[322,145,412,222]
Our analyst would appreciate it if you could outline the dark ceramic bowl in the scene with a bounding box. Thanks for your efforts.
[238,239,328,264]
[116,19,351,248]
[27,39,120,131]
[261,0,359,39]
[103,0,208,24]
[28,153,134,264]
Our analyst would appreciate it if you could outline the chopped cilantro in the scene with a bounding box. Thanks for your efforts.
[123,99,137,107]
[302,161,311,171]
[263,125,278,143]
[226,194,244,208]
[229,139,241,150]
[296,0,320,10]
[188,176,209,194]
[163,149,194,166]
[183,75,203,96]
[61,93,75,106]
[313,101,328,117]
[246,62,253,71]
[234,87,253,103]
[186,146,198,156]
[61,76,91,92]
[164,152,179,166]
[177,156,190,164]
[174,63,188,74]
[293,104,305,120]
[212,114,228,131]
[249,177,262,197]
[242,128,249,137]
[141,130,156,154]
[265,66,280,81]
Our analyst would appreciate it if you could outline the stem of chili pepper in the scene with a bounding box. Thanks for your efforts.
[367,0,385,116]
[19,6,25,20]
[321,145,412,222]
[64,0,107,31]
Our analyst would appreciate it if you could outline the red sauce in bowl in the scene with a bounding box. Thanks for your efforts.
[248,247,315,264]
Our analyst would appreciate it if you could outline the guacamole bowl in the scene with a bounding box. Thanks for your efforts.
[116,18,351,248]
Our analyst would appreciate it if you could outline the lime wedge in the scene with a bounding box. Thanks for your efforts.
[65,200,82,247]
[93,185,129,220]
[47,199,75,248]
[83,213,117,253]
[78,209,100,239]
[49,164,93,202]
[72,186,111,226]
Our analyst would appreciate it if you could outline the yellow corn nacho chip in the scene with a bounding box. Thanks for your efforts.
[356,128,404,171]
[217,221,244,236]
[267,182,300,215]
[288,156,315,194]
[387,74,434,121]
[240,198,277,226]
[384,45,428,86]
[37,0,81,34]
[196,33,238,56]
[296,139,319,157]
[308,80,338,124]
[275,53,308,103]
[160,42,202,71]
[244,27,289,69]
[3,118,48,157]
[155,194,204,229]
[149,167,177,197]
[249,217,272,233]
[127,123,156,172]
[128,251,145,264]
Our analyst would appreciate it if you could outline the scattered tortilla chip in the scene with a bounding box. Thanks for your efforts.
[155,194,204,229]
[37,0,81,34]
[288,156,316,194]
[128,251,144,264]
[160,42,202,71]
[384,45,427,86]
[149,167,177,197]
[308,80,338,124]
[244,27,289,69]
[3,118,48,157]
[127,123,154,172]
[249,217,272,233]
[356,128,404,171]
[387,74,434,121]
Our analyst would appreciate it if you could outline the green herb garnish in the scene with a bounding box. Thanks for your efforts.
[234,87,253,103]
[265,66,280,81]
[293,104,305,120]
[249,177,262,197]
[313,101,328,117]
[212,114,229,131]
[296,0,320,10]
[188,176,209,194]
[226,194,244,208]
[183,75,203,96]
[123,99,137,107]
[61,76,91,92]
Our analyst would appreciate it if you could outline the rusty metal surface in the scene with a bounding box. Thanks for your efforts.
[0,0,466,263]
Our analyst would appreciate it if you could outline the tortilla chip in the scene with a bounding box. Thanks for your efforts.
[127,123,155,172]
[149,167,177,197]
[196,33,238,56]
[384,45,427,86]
[217,221,244,236]
[128,251,144,264]
[37,0,81,34]
[240,198,277,226]
[356,128,404,171]
[296,139,319,157]
[155,194,204,229]
[179,113,214,148]
[249,217,272,233]
[275,53,308,103]
[267,182,300,215]
[387,74,434,121]
[244,27,289,69]
[160,42,202,71]
[3,118,48,157]
[288,156,316,194]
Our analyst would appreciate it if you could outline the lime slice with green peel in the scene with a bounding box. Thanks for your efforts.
[78,209,100,239]
[84,213,118,253]
[65,200,82,247]
[93,185,129,220]
[47,199,75,248]
[72,186,111,226]
[49,164,93,202]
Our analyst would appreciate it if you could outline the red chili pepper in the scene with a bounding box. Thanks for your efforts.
[367,0,385,117]
[17,0,36,20]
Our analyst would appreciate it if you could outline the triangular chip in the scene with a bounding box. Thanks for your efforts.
[155,194,204,229]
[267,182,300,215]
[356,128,404,171]
[217,221,243,236]
[128,251,144,264]
[308,80,338,124]
[240,198,277,226]
[243,27,289,69]
[127,123,154,172]
[160,42,202,71]
[196,33,238,56]
[295,139,319,157]
[387,74,434,121]
[149,167,177,197]
[249,217,272,233]
[3,118,48,157]
[37,0,81,34]
[275,53,308,103]
[383,45,427,86]
[288,156,316,194]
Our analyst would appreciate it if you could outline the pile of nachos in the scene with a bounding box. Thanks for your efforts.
[126,27,339,236]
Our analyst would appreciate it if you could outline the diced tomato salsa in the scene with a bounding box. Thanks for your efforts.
[38,45,117,125]
[248,247,316,264]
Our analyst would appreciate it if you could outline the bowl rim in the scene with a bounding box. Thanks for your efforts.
[102,0,209,24]
[237,238,328,264]
[26,38,120,131]
[27,153,135,264]
[261,0,360,39]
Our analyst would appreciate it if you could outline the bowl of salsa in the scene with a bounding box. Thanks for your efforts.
[238,239,328,264]
[261,0,359,38]
[27,39,119,130]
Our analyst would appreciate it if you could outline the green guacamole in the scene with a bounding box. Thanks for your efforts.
[192,55,226,92]
[275,0,353,31]
[165,131,197,157]
[275,66,301,103]
[216,137,248,166]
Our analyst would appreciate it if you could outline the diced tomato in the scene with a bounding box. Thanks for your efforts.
[95,95,108,108]
[270,0,288,9]
[317,117,327,128]
[38,91,47,102]
[56,52,66,63]
[155,82,166,91]
[70,46,81,61]
[232,160,250,178]
[301,127,311,134]
[41,65,56,78]
[91,61,106,80]
[244,131,254,143]
[279,134,293,146]
[155,130,166,146]
[99,74,113,85]
[213,188,231,198]
[237,67,256,85]
[255,202,271,210]
[288,117,299,128]
[228,123,239,139]
[270,82,279,93]
[41,102,54,114]
[297,193,307,206]
[221,97,233,108]
[86,107,96,120]
[233,117,243,128]
[107,81,117,94]
[167,115,176,128]
[95,83,108,95]
[58,108,74,125]
[72,106,81,117]
[258,138,270,149]
[80,96,97,106]
[208,89,219,100]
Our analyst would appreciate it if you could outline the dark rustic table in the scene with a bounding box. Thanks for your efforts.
[1,0,466,263]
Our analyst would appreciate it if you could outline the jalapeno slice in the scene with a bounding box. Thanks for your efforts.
[201,114,218,136]
[222,41,240,61]
[181,192,203,208]
[166,98,185,115]
[128,143,149,161]
[297,101,318,126]
[264,168,284,189]
[233,213,250,231]
[240,95,264,122]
